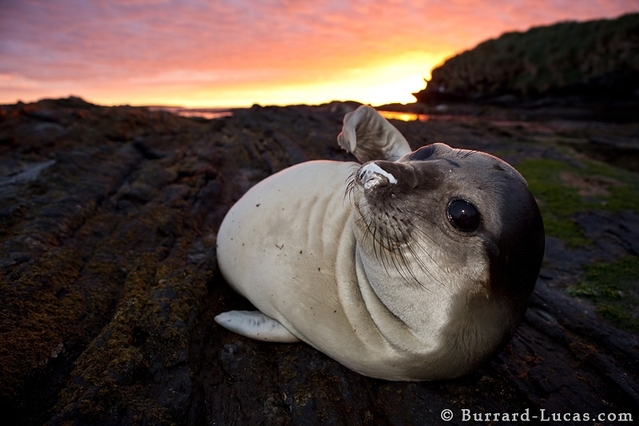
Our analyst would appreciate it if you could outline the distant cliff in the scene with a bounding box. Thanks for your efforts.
[414,13,639,103]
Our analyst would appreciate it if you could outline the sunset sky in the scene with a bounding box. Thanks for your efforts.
[1,0,638,108]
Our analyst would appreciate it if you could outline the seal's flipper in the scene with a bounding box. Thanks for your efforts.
[337,105,412,163]
[214,310,300,342]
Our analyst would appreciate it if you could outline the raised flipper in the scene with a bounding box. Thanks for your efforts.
[214,310,300,343]
[337,105,412,163]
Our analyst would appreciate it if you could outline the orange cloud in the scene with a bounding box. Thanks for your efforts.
[1,0,637,107]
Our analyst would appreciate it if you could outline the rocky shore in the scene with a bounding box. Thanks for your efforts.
[1,97,638,425]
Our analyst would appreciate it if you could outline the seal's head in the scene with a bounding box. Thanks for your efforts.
[349,142,545,375]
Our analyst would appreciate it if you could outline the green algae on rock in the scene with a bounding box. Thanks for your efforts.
[567,256,639,333]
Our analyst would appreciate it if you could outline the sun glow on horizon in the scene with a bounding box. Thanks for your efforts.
[29,50,446,109]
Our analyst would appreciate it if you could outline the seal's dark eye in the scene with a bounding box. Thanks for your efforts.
[447,200,480,232]
[410,146,435,161]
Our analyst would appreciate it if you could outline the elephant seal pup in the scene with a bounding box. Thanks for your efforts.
[215,105,545,381]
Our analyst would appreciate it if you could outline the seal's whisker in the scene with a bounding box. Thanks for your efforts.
[410,225,449,279]
[355,201,437,288]
[344,171,357,201]
[454,148,477,159]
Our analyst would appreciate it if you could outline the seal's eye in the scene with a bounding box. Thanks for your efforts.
[447,200,480,232]
[410,146,435,161]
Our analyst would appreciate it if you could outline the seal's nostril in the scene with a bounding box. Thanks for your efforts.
[358,163,397,189]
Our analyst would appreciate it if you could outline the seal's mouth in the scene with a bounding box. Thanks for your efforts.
[357,162,398,189]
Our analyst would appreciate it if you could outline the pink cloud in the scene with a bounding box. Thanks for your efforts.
[1,0,637,105]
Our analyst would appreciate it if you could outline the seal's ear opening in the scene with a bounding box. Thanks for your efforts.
[337,105,412,163]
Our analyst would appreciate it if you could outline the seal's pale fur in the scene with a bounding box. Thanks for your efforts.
[215,106,544,381]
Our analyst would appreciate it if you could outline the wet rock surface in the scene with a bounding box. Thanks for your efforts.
[1,98,638,425]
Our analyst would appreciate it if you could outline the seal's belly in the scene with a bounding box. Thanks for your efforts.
[217,161,360,339]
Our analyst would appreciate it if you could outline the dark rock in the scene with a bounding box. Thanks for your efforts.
[574,210,639,256]
[0,98,638,425]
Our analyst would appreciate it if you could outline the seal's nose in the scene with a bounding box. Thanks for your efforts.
[357,162,398,189]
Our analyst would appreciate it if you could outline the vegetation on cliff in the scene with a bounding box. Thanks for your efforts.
[414,13,639,103]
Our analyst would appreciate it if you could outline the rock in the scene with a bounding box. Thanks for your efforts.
[0,98,638,425]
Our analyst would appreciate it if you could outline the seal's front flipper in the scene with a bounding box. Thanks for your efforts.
[214,310,300,343]
[337,105,412,163]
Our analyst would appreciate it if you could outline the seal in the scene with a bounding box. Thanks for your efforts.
[215,105,545,381]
